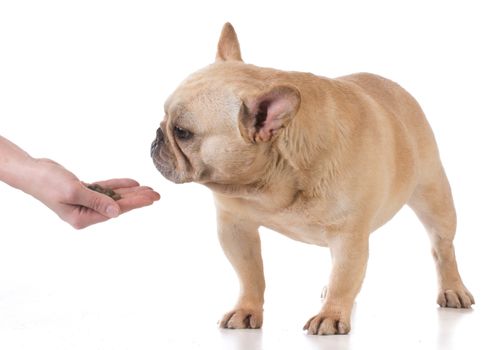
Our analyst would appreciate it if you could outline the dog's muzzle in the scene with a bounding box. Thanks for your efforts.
[151,127,164,158]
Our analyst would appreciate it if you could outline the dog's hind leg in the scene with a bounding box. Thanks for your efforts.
[407,165,474,308]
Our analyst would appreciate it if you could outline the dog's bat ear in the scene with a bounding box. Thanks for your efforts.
[216,22,243,62]
[239,85,301,143]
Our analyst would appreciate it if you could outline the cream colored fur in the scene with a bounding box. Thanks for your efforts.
[151,23,474,335]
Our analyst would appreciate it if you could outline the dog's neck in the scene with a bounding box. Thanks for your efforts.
[274,79,352,198]
[203,71,355,207]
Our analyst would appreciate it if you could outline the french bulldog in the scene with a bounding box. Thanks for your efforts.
[151,23,474,335]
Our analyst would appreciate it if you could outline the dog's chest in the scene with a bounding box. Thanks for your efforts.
[215,192,347,247]
[262,209,330,246]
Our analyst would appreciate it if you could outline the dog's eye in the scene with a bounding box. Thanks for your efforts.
[173,125,193,140]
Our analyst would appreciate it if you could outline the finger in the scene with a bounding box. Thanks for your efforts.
[124,189,160,201]
[91,178,140,189]
[115,186,161,200]
[74,185,120,218]
[97,187,160,204]
[137,189,160,201]
[116,193,159,214]
[113,186,152,194]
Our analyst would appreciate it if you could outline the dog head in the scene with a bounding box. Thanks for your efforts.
[151,23,301,190]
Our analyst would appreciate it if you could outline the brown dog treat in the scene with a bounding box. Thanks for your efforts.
[86,183,122,201]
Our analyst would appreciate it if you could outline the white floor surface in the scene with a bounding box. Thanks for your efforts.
[0,188,484,349]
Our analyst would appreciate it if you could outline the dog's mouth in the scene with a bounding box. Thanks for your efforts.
[151,150,192,185]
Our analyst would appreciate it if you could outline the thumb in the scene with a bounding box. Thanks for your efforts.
[77,185,121,218]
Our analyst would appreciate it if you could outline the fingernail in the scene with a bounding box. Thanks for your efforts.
[106,205,119,218]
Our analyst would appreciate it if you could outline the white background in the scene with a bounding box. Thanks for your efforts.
[0,1,485,349]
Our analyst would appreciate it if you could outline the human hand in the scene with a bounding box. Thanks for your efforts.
[27,158,160,229]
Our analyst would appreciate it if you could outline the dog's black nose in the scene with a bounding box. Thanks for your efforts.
[156,127,164,141]
[151,128,164,157]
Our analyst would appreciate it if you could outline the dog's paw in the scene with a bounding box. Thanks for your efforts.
[437,288,475,308]
[219,308,263,329]
[303,313,350,335]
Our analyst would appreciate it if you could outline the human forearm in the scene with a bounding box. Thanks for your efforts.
[0,135,38,192]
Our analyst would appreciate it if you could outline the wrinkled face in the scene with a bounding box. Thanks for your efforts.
[151,78,262,185]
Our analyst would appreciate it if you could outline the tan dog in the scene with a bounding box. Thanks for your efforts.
[151,23,474,335]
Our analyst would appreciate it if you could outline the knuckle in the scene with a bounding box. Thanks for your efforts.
[63,185,79,203]
[88,195,108,213]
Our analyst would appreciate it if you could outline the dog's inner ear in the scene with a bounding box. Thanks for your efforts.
[216,22,243,62]
[239,86,301,143]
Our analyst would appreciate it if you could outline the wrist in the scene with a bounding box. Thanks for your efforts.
[0,140,36,193]
[4,155,40,194]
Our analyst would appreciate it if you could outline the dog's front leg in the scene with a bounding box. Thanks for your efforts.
[304,233,369,335]
[217,209,265,329]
